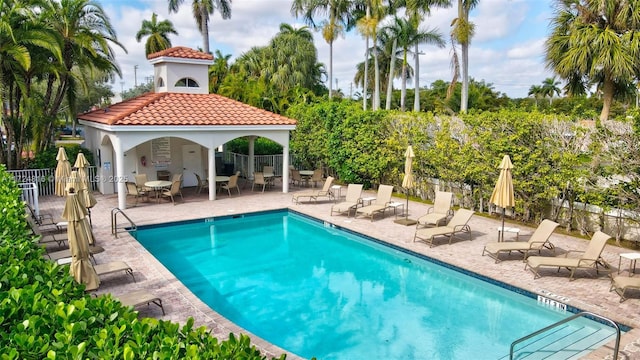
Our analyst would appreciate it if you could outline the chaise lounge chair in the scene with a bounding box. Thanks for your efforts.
[413,208,475,247]
[355,185,394,221]
[331,184,364,217]
[416,191,454,228]
[116,290,165,315]
[525,231,611,281]
[610,276,640,302]
[482,219,559,263]
[94,261,136,282]
[44,245,105,264]
[292,176,335,204]
[26,213,68,248]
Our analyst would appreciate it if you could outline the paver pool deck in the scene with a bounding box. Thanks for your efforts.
[38,184,640,359]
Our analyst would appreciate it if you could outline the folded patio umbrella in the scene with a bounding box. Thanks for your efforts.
[74,153,97,209]
[489,155,515,241]
[62,189,100,291]
[55,147,71,197]
[395,146,417,226]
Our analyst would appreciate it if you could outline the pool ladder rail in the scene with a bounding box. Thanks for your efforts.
[508,311,620,360]
[111,208,137,238]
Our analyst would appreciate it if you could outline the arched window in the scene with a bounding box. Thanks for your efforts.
[157,77,165,87]
[174,77,199,88]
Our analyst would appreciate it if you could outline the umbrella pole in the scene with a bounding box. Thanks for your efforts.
[394,187,417,226]
[500,208,506,242]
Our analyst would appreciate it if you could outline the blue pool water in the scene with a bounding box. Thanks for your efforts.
[133,210,618,359]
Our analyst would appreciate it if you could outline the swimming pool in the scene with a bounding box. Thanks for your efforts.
[133,209,619,359]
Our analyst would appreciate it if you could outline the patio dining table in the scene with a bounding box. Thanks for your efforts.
[145,180,172,203]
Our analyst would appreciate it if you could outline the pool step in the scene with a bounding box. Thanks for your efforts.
[503,325,616,359]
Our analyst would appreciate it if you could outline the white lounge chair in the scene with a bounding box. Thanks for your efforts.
[525,231,611,281]
[292,177,335,204]
[482,219,559,263]
[416,191,453,228]
[413,209,475,247]
[331,184,364,217]
[355,185,394,221]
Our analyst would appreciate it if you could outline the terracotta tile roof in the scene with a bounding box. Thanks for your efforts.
[77,93,297,127]
[147,47,214,61]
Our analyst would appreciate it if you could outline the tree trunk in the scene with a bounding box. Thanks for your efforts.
[414,43,420,112]
[201,12,210,54]
[363,35,369,110]
[329,40,333,99]
[400,50,407,111]
[385,38,397,110]
[599,77,615,124]
[460,41,469,112]
[373,29,380,110]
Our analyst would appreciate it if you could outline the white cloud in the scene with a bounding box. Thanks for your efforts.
[102,0,554,99]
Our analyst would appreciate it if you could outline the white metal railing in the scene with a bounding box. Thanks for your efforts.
[18,182,39,216]
[9,166,98,197]
[223,152,287,178]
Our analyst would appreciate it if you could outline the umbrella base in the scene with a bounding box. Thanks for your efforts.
[394,218,417,226]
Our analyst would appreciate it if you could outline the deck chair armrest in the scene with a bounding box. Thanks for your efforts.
[453,224,470,232]
[425,206,435,214]
[528,240,548,247]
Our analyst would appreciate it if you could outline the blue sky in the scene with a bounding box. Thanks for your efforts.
[101,0,556,99]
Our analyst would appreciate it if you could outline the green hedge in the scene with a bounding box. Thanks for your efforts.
[0,164,286,359]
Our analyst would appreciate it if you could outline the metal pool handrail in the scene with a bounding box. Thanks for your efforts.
[510,311,620,360]
[111,208,137,238]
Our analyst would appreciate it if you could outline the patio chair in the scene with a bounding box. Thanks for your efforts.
[220,173,241,196]
[25,203,66,233]
[413,209,475,247]
[94,260,136,282]
[134,174,152,192]
[355,185,394,222]
[172,173,183,183]
[525,231,611,281]
[116,290,165,315]
[331,184,364,217]
[416,191,454,228]
[292,177,335,204]
[309,169,324,188]
[290,169,306,187]
[161,180,183,205]
[126,182,148,206]
[610,276,640,302]
[252,172,268,192]
[263,166,274,176]
[26,213,67,248]
[482,219,559,263]
[44,245,105,264]
[194,173,208,194]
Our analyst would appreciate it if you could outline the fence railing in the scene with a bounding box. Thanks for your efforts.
[9,166,98,197]
[223,152,287,177]
[18,182,39,216]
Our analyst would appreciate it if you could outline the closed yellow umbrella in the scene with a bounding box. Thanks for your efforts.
[395,146,417,226]
[55,147,71,197]
[66,171,96,245]
[73,153,97,209]
[62,189,100,291]
[490,155,515,241]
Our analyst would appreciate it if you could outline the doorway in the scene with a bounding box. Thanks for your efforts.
[181,144,202,187]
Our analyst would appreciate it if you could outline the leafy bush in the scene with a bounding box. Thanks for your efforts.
[226,138,283,155]
[0,164,285,359]
[27,145,95,169]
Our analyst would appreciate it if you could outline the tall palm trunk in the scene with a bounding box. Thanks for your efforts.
[413,43,420,111]
[201,12,210,54]
[400,50,408,111]
[600,77,615,124]
[373,29,380,110]
[363,35,369,109]
[385,38,397,110]
[329,40,333,99]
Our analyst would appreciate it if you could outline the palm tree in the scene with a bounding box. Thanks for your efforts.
[400,0,451,111]
[387,17,444,111]
[545,0,640,123]
[450,0,479,113]
[168,0,231,54]
[39,0,123,152]
[291,0,359,99]
[209,49,231,93]
[136,13,178,57]
[540,77,561,105]
[528,84,543,108]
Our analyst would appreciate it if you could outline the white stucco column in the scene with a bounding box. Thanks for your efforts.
[282,145,289,193]
[208,147,215,201]
[248,136,256,180]
[114,139,127,209]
